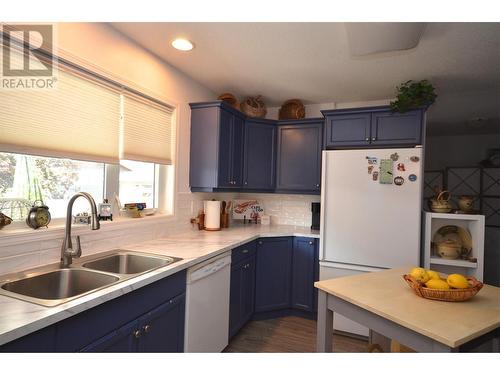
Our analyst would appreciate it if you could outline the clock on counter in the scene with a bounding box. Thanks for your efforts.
[26,200,51,229]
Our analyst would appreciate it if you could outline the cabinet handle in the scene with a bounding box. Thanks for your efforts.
[365,137,369,141]
[242,249,249,253]
[133,330,142,339]
[258,241,263,245]
[143,325,151,333]
[372,137,376,141]
[309,241,314,245]
[244,181,248,185]
[316,184,320,188]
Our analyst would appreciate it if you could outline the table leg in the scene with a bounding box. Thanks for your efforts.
[316,290,333,352]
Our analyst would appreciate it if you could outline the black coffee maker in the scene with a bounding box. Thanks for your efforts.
[311,202,320,230]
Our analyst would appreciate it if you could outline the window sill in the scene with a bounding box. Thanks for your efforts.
[0,213,174,247]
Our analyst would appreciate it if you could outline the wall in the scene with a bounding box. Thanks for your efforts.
[425,133,498,170]
[425,131,500,286]
[0,23,237,275]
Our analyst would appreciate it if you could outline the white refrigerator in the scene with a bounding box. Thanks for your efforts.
[319,147,423,335]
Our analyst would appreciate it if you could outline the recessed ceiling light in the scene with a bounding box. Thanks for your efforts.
[171,38,194,51]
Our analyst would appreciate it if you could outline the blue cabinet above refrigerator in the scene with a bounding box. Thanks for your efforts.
[322,106,424,149]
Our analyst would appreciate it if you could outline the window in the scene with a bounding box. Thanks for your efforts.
[0,36,174,224]
[0,152,161,221]
[0,152,104,219]
[118,160,158,209]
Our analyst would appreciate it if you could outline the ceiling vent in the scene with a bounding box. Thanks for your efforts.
[345,23,426,56]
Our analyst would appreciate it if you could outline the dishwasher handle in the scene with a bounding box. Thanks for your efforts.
[187,256,231,283]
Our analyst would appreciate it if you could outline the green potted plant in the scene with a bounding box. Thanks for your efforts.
[390,80,437,113]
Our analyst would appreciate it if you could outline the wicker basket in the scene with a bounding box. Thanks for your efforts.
[240,95,267,118]
[403,274,483,302]
[217,93,240,110]
[279,99,305,120]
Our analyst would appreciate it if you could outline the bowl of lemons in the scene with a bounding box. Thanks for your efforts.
[403,267,483,302]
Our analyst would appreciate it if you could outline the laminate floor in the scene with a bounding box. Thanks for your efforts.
[224,316,369,353]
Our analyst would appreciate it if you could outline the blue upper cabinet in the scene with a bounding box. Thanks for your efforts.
[190,102,245,191]
[276,119,323,194]
[322,106,424,149]
[243,119,276,191]
[371,109,423,146]
[323,113,371,147]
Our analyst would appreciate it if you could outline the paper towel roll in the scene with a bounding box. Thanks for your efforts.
[204,200,221,231]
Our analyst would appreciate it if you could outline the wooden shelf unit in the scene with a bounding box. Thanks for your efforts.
[423,211,485,280]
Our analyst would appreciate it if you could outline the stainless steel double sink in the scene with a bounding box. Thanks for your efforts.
[0,250,183,307]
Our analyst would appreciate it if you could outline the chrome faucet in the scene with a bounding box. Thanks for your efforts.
[61,192,100,267]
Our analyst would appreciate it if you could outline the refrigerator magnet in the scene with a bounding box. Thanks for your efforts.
[390,152,399,161]
[379,159,394,184]
[372,171,379,181]
[409,174,417,182]
[394,176,405,186]
[368,165,374,174]
[397,163,405,172]
[366,156,377,165]
[410,156,420,162]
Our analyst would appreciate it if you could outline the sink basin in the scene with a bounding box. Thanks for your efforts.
[1,269,119,306]
[82,252,181,275]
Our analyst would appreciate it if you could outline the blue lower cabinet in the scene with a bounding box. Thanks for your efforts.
[81,319,138,352]
[229,255,256,338]
[82,294,185,353]
[291,237,319,312]
[255,237,293,312]
[0,324,56,352]
[0,271,186,353]
[136,294,185,353]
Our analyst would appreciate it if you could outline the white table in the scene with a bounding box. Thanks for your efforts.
[315,267,500,352]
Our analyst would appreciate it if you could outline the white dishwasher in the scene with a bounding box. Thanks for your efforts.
[184,251,231,352]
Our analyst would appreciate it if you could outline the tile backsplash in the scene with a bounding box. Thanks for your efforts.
[0,191,316,275]
[236,193,320,227]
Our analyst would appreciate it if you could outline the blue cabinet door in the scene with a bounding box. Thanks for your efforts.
[217,108,234,188]
[324,113,371,148]
[243,120,276,190]
[137,293,186,353]
[231,114,245,187]
[255,237,293,312]
[240,256,256,327]
[229,261,243,338]
[291,237,319,312]
[370,110,423,146]
[81,320,138,352]
[276,121,322,194]
[229,255,256,338]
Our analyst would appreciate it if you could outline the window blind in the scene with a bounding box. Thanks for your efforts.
[0,47,121,163]
[121,92,174,165]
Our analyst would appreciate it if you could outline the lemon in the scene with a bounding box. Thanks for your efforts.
[409,267,430,283]
[425,279,450,290]
[426,270,441,280]
[447,274,469,289]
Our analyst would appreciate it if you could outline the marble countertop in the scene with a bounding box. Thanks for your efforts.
[0,224,319,346]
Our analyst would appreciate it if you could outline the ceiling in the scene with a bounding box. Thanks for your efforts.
[110,22,500,135]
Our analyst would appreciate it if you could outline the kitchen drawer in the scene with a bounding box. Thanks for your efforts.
[232,240,257,265]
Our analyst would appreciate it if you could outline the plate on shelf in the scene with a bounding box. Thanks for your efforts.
[432,225,472,258]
